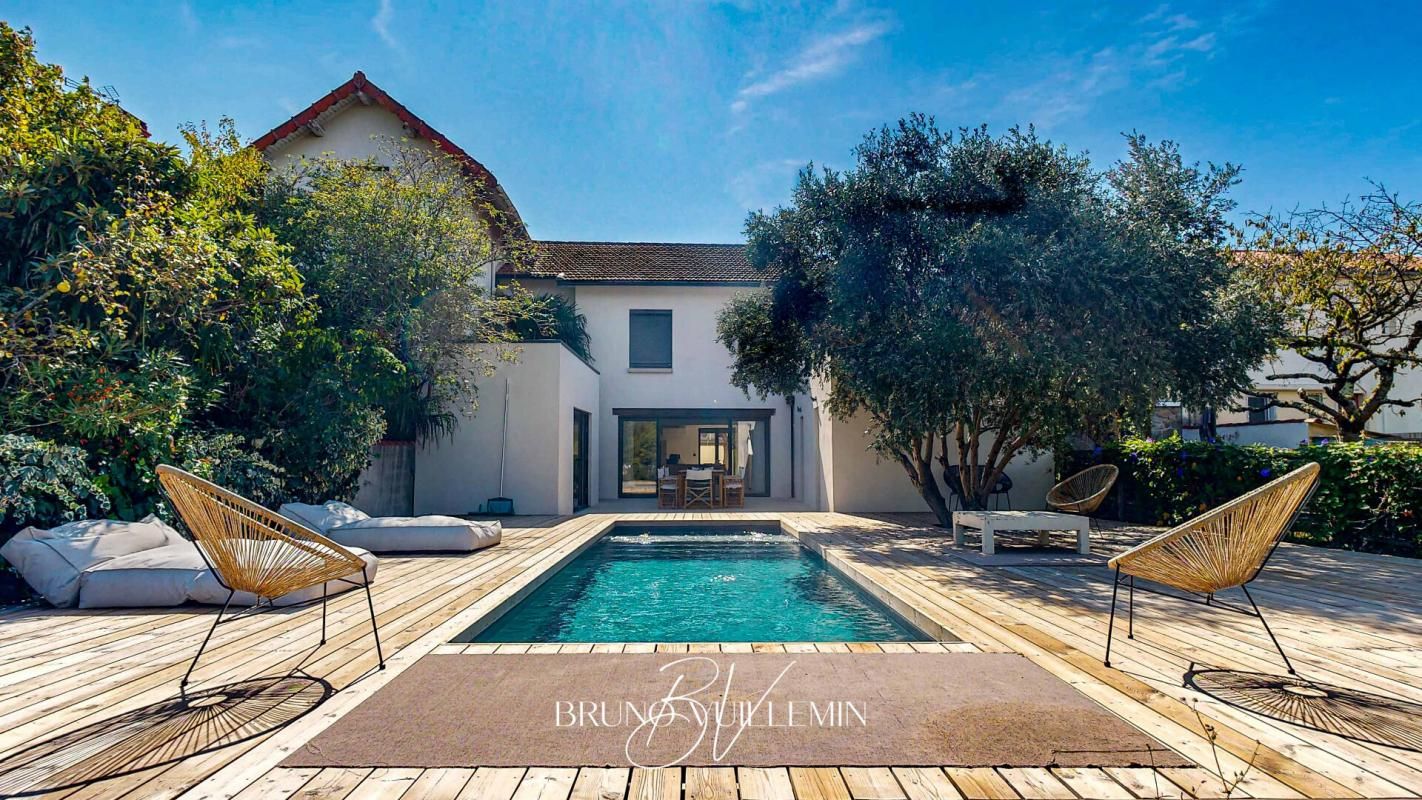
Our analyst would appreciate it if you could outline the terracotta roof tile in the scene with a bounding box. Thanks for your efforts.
[508,241,767,283]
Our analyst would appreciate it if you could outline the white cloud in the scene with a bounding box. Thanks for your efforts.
[988,6,1244,128]
[729,158,807,212]
[372,0,399,51]
[1144,32,1216,66]
[730,18,891,119]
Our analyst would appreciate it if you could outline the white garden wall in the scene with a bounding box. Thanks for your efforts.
[414,342,600,516]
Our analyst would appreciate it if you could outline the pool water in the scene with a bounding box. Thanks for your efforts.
[455,524,924,643]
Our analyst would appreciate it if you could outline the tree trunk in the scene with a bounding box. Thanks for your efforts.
[893,437,952,527]
[1337,422,1366,442]
[915,467,952,526]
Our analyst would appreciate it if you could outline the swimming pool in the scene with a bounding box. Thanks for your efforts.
[454,523,927,643]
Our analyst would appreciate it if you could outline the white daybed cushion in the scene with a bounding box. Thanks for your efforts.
[327,516,501,553]
[187,541,378,607]
[78,542,207,609]
[277,501,370,533]
[0,519,173,608]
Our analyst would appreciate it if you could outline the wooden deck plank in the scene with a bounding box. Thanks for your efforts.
[403,768,475,800]
[738,768,794,800]
[626,768,679,800]
[288,768,372,800]
[684,767,736,800]
[568,767,629,800]
[227,767,317,800]
[511,768,577,800]
[789,768,852,800]
[456,768,526,800]
[995,768,1072,799]
[941,768,1018,799]
[889,768,964,800]
[338,768,422,800]
[841,767,907,799]
[1047,768,1132,799]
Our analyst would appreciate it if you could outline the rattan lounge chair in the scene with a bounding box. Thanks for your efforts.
[1047,464,1119,516]
[1103,462,1320,674]
[157,465,384,690]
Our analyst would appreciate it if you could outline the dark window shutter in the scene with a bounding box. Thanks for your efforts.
[629,310,672,368]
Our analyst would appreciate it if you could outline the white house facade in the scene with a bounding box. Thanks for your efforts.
[1181,311,1422,446]
[256,72,1055,516]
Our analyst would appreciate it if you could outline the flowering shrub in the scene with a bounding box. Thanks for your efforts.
[1067,436,1422,557]
[0,434,111,537]
[1,434,113,603]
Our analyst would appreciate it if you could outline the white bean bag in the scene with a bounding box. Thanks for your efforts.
[78,543,207,609]
[276,501,371,532]
[1,516,378,609]
[1,517,177,607]
[185,541,379,607]
[279,501,501,553]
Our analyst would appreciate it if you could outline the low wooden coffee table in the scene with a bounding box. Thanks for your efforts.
[951,510,1091,555]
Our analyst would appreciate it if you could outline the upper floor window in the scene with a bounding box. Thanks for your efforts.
[629,310,672,369]
[1247,394,1276,424]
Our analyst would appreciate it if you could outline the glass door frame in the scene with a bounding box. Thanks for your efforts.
[616,416,661,497]
[614,408,774,498]
[572,408,590,510]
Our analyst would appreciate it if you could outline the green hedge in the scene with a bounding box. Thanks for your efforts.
[1066,436,1422,557]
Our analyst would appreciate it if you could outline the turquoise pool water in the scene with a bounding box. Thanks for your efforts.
[455,524,925,643]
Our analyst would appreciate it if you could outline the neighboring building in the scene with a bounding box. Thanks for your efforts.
[1182,311,1422,446]
[256,72,1054,515]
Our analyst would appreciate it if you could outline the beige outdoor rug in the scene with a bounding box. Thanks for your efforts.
[284,653,1188,768]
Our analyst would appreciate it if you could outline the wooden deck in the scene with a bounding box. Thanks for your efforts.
[1,511,1420,799]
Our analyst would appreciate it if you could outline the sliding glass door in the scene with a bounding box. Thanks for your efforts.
[617,410,773,497]
[619,419,659,496]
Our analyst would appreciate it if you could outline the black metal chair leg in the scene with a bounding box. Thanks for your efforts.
[1127,575,1135,639]
[320,583,328,645]
[183,589,234,689]
[363,578,385,670]
[1243,584,1295,675]
[1105,567,1121,667]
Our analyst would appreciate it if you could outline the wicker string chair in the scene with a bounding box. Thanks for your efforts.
[156,465,384,690]
[1103,462,1320,674]
[1047,464,1119,515]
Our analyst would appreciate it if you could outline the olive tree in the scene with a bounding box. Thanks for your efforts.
[718,118,1273,524]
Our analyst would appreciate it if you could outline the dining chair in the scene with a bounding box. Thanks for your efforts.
[944,465,1013,510]
[722,466,746,508]
[657,467,682,509]
[684,468,715,509]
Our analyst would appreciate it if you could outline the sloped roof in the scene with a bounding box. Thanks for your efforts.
[252,71,525,237]
[506,241,766,283]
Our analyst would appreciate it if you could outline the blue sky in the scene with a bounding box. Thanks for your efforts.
[12,1,1422,243]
